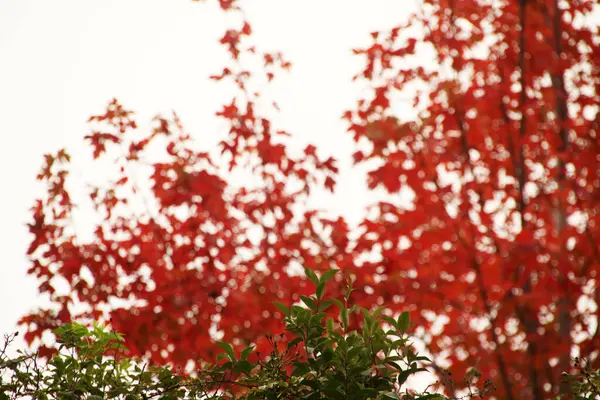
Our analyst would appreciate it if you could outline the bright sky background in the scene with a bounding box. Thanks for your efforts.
[0,0,427,361]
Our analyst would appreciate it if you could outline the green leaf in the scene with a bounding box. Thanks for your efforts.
[316,282,326,301]
[397,369,411,387]
[273,302,290,317]
[397,311,410,333]
[381,316,398,329]
[372,306,386,319]
[287,337,303,349]
[291,304,305,317]
[233,360,253,374]
[300,295,318,312]
[304,267,320,286]
[340,307,349,331]
[216,341,236,362]
[53,325,68,336]
[358,306,372,326]
[319,300,334,312]
[347,346,363,360]
[240,345,255,361]
[313,312,328,322]
[386,360,403,371]
[320,269,338,283]
[326,317,335,332]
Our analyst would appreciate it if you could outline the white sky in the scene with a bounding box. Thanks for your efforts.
[0,0,421,355]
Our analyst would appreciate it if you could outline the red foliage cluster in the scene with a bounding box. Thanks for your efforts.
[20,0,600,399]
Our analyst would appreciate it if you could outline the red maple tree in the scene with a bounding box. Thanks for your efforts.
[20,0,599,399]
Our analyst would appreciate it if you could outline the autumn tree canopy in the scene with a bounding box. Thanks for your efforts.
[21,0,600,399]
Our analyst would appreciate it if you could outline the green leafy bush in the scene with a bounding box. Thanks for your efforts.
[558,358,600,400]
[1,268,496,399]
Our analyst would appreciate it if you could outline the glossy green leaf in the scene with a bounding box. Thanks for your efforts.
[304,267,320,286]
[398,311,410,333]
[300,295,318,312]
[320,269,338,284]
[273,301,290,317]
[216,341,236,362]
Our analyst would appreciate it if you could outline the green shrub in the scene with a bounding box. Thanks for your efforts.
[1,268,496,399]
[558,358,600,400]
